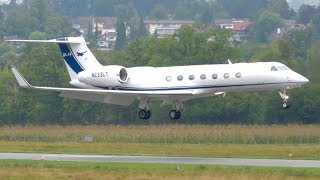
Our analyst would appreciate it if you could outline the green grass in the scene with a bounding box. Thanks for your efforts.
[1,141,320,160]
[2,124,320,144]
[0,160,319,179]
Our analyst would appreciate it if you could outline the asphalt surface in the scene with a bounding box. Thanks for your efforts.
[0,153,320,167]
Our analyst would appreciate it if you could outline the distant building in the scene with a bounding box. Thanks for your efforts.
[144,20,195,37]
[271,19,306,40]
[72,16,130,49]
[72,17,117,34]
[215,19,252,41]
[0,0,23,5]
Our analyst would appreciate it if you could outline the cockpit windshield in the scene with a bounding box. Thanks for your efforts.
[277,66,289,70]
[271,65,289,71]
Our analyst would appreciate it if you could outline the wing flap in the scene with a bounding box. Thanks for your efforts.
[60,91,136,106]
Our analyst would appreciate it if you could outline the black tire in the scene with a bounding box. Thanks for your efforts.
[139,109,147,119]
[169,110,181,120]
[139,109,151,119]
[169,110,177,120]
[282,102,290,109]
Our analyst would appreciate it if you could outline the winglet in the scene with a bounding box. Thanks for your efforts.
[11,66,32,88]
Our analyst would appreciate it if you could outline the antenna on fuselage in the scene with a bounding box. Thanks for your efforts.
[227,59,232,64]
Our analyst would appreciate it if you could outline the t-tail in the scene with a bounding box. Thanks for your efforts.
[7,37,102,80]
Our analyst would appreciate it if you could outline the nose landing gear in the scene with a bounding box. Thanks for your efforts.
[279,90,290,109]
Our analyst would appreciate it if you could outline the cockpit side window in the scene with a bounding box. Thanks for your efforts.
[271,66,278,71]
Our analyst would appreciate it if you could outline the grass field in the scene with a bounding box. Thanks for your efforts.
[0,160,319,180]
[1,141,320,159]
[1,124,320,144]
[0,125,320,159]
[1,125,320,179]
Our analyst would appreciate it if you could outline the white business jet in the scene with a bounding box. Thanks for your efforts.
[9,37,309,120]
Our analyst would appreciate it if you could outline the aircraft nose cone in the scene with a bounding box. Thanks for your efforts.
[298,75,309,84]
[300,75,309,83]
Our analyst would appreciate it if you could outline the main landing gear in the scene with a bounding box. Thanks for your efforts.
[279,90,290,109]
[138,98,151,119]
[138,99,183,120]
[169,100,182,120]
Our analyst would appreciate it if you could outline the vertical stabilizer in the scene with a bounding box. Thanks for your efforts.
[6,37,103,81]
[56,37,102,80]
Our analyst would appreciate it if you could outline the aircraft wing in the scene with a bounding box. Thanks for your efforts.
[11,67,197,106]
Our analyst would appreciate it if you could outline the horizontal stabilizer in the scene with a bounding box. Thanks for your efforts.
[6,38,81,44]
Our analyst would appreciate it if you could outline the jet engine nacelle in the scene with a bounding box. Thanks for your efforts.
[77,65,128,87]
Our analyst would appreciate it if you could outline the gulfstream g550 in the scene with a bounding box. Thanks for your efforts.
[9,37,309,120]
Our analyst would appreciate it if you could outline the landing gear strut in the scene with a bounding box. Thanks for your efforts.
[279,90,290,109]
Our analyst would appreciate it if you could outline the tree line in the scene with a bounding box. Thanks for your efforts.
[0,0,319,125]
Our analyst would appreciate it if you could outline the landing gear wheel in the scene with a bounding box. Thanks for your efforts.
[139,109,151,119]
[282,102,290,109]
[169,110,181,120]
[279,90,290,109]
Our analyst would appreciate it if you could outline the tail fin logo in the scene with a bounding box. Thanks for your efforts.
[63,52,72,57]
[77,50,87,56]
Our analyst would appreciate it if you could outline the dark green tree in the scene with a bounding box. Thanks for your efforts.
[44,15,72,38]
[135,17,149,38]
[174,3,190,20]
[26,0,51,32]
[267,0,294,19]
[93,0,114,16]
[115,18,127,50]
[217,0,268,18]
[9,0,18,8]
[297,4,318,25]
[250,10,284,42]
[0,7,5,39]
[308,42,320,83]
[149,4,168,19]
[132,0,155,16]
[0,68,19,124]
[311,13,320,34]
[199,4,214,24]
[5,10,27,37]
[50,0,90,17]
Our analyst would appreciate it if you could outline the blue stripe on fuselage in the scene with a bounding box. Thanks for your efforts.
[58,43,84,74]
[93,81,301,91]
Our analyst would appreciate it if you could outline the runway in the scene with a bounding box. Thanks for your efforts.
[0,153,320,167]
